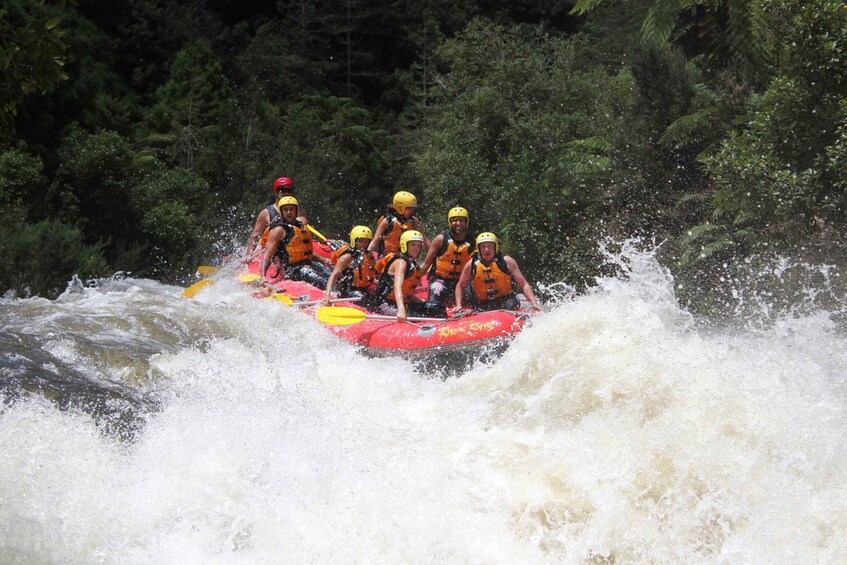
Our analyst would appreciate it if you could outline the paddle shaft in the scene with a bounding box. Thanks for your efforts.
[295,297,362,306]
[261,281,283,293]
[307,224,328,242]
[364,314,446,323]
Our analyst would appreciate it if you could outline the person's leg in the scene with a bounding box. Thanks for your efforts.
[310,261,332,289]
[359,293,383,312]
[424,276,451,317]
[407,302,433,318]
[501,293,521,310]
[288,262,330,289]
[462,283,477,309]
[477,294,519,311]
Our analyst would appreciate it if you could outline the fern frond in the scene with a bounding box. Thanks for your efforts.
[674,191,711,213]
[732,226,757,243]
[684,222,723,241]
[566,136,612,152]
[677,192,710,204]
[659,108,716,147]
[701,238,734,258]
[691,83,718,104]
[732,211,756,226]
[569,0,608,16]
[640,0,680,46]
[565,156,614,175]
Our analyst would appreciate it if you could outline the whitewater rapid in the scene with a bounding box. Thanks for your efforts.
[1,248,846,563]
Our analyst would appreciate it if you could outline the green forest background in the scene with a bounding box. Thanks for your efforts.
[2,0,846,319]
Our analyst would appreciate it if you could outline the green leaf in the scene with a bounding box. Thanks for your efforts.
[569,0,607,16]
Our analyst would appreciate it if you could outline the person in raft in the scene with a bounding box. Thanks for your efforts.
[322,225,378,305]
[419,206,475,317]
[451,232,541,315]
[368,190,429,256]
[261,196,331,288]
[370,230,428,323]
[243,176,308,262]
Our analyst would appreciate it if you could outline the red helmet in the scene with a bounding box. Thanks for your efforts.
[273,177,295,192]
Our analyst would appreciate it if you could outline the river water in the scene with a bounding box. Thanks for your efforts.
[1,246,846,563]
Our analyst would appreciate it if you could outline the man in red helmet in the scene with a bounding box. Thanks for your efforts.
[243,176,308,262]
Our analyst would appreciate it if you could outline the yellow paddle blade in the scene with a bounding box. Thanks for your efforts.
[238,273,260,283]
[317,305,368,326]
[196,265,218,275]
[306,224,328,242]
[181,278,215,298]
[266,293,294,305]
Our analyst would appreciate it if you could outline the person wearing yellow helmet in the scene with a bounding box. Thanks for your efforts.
[419,206,475,317]
[368,190,429,255]
[452,231,541,315]
[371,230,428,322]
[243,176,308,262]
[322,225,378,305]
[261,196,331,288]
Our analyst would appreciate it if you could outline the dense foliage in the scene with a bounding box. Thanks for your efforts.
[2,0,845,319]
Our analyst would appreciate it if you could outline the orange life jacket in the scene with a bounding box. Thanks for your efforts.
[331,245,378,289]
[470,252,513,302]
[270,219,313,266]
[375,253,423,303]
[377,211,419,255]
[432,230,474,280]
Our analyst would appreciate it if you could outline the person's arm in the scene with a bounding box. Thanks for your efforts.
[391,258,408,322]
[296,204,308,225]
[244,209,270,261]
[368,218,389,253]
[504,256,541,309]
[322,253,353,305]
[261,227,285,283]
[453,261,473,311]
[420,233,444,274]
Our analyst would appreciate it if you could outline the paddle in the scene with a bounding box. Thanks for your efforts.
[296,297,362,307]
[181,278,215,298]
[239,273,364,306]
[306,224,329,242]
[237,273,296,304]
[238,273,261,283]
[181,265,222,298]
[317,305,445,326]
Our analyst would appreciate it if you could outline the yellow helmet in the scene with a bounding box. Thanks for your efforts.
[475,232,499,253]
[277,196,299,208]
[393,191,417,214]
[349,225,373,247]
[399,230,424,254]
[447,206,469,225]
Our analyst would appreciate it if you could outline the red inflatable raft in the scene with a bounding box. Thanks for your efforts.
[242,258,534,358]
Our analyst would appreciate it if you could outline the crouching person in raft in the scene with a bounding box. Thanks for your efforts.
[322,225,378,305]
[368,230,428,323]
[451,231,541,316]
[261,196,332,288]
[420,206,474,317]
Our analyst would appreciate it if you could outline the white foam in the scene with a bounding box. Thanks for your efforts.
[1,251,846,562]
